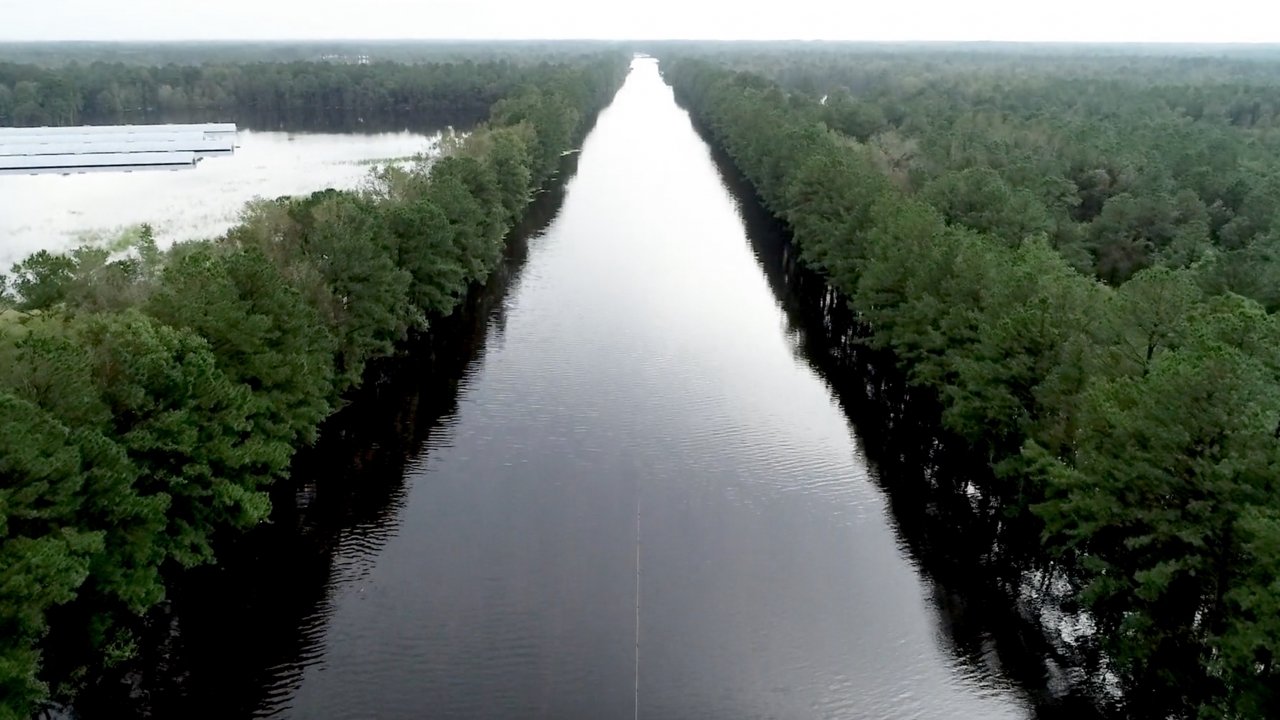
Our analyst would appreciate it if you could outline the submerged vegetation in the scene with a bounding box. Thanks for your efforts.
[0,53,626,718]
[665,49,1280,718]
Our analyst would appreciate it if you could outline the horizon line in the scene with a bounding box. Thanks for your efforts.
[1,38,1279,46]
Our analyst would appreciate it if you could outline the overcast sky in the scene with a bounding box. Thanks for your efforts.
[2,0,1278,43]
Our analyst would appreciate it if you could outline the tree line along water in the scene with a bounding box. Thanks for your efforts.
[0,52,628,719]
[664,49,1280,718]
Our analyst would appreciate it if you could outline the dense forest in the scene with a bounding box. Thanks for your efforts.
[0,53,627,719]
[688,47,1280,299]
[664,49,1280,718]
[0,58,612,126]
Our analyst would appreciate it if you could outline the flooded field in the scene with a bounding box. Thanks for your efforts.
[0,128,447,267]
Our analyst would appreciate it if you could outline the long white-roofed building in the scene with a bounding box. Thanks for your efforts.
[0,123,237,138]
[0,123,236,175]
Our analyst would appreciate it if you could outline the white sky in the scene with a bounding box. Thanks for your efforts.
[2,0,1278,43]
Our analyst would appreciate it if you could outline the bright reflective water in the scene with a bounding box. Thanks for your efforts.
[0,128,443,267]
[218,58,1035,719]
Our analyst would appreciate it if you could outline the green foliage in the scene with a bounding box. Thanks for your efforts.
[1194,234,1280,312]
[1216,507,1280,716]
[1099,266,1203,376]
[478,125,537,225]
[783,142,894,283]
[425,156,507,282]
[8,251,76,312]
[0,58,579,126]
[288,190,415,390]
[491,88,579,181]
[145,244,336,446]
[942,238,1103,465]
[0,392,104,714]
[1035,331,1280,701]
[372,169,470,317]
[75,310,271,567]
[921,168,1052,246]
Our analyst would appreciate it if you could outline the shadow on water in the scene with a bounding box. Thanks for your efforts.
[700,141,1113,720]
[65,154,580,720]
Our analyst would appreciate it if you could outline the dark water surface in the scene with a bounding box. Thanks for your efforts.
[87,59,1046,719]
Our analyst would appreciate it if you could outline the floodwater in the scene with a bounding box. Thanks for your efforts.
[76,58,1048,719]
[0,128,444,268]
[225,58,1032,719]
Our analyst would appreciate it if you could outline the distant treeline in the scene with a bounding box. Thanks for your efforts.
[665,54,1280,718]
[0,59,615,126]
[0,54,627,719]
[0,40,632,67]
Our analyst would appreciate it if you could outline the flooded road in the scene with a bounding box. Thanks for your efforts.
[221,58,1035,719]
